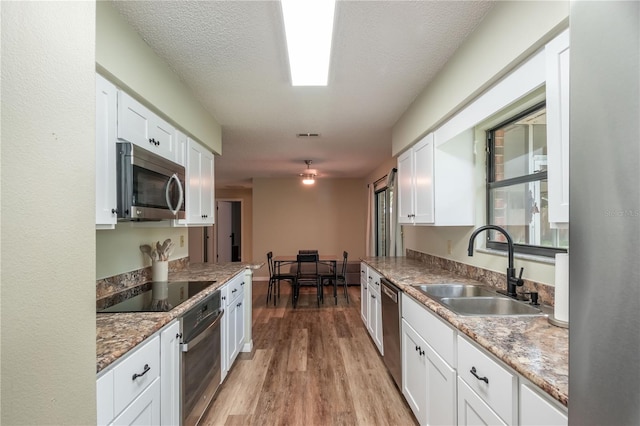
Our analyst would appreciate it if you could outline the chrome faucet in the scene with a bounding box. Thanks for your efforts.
[467,225,524,298]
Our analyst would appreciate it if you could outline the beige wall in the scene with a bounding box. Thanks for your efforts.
[96,1,222,154]
[364,157,397,186]
[96,225,189,280]
[253,178,367,278]
[392,0,569,155]
[1,2,96,424]
[392,2,568,287]
[216,188,254,263]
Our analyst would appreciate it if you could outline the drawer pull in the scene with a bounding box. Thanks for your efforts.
[132,364,150,381]
[232,289,238,293]
[470,366,489,384]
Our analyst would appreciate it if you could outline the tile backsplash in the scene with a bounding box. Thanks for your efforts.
[406,249,556,307]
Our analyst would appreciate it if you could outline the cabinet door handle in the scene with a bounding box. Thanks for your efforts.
[470,366,489,384]
[132,364,150,381]
[232,289,238,293]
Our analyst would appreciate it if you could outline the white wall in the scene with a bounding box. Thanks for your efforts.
[1,2,96,424]
[96,1,222,154]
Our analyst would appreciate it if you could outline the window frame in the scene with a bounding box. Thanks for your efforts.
[485,101,568,258]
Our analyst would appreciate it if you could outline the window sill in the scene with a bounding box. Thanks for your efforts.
[476,247,557,265]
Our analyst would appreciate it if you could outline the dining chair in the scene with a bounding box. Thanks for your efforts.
[321,251,349,304]
[266,251,295,306]
[294,253,322,308]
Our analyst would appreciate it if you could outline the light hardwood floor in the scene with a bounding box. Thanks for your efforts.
[201,280,418,426]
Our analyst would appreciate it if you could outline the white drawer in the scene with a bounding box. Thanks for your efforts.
[402,294,456,366]
[224,274,245,307]
[457,335,517,425]
[368,270,382,295]
[113,335,160,416]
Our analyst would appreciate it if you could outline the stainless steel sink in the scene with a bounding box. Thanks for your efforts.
[416,284,496,298]
[439,296,543,316]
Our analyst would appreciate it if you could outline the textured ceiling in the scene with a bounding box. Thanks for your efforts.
[111,0,495,188]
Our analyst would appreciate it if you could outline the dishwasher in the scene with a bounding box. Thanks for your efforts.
[381,278,402,390]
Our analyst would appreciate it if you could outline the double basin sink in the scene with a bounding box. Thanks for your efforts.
[415,284,543,316]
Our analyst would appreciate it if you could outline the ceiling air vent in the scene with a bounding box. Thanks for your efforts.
[296,133,320,138]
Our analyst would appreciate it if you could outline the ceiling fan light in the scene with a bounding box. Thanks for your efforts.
[302,175,315,185]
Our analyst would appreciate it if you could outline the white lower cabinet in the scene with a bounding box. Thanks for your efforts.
[402,295,456,426]
[458,377,506,426]
[457,335,517,425]
[397,291,566,426]
[520,381,567,426]
[97,370,115,425]
[160,321,180,426]
[360,263,368,325]
[111,378,161,426]
[366,269,383,355]
[401,320,428,422]
[221,271,246,382]
[97,321,179,426]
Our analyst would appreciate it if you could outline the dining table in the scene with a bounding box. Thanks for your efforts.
[273,254,339,304]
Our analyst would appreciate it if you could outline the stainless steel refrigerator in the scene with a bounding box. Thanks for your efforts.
[570,2,640,424]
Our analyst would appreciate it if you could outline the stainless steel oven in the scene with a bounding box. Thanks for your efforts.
[180,290,223,426]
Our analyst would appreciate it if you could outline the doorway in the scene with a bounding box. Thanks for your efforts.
[216,200,242,262]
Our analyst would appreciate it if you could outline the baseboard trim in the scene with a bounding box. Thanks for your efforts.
[242,340,253,353]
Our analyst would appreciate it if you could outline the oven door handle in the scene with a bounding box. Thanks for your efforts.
[181,312,223,353]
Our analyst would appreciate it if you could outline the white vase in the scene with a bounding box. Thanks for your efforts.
[152,260,169,282]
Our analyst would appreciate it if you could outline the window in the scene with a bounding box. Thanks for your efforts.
[375,186,392,256]
[486,102,568,257]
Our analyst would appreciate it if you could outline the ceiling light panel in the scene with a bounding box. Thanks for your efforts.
[281,0,336,86]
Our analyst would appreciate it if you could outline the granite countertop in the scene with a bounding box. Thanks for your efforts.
[96,262,262,374]
[361,256,568,407]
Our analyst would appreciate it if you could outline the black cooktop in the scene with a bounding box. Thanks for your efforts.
[97,280,216,313]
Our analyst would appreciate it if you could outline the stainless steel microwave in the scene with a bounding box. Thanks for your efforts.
[116,142,186,221]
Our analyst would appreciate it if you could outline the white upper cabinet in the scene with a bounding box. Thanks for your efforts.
[174,129,187,167]
[398,131,474,226]
[182,138,215,226]
[95,74,118,229]
[546,29,570,226]
[398,133,434,224]
[117,91,176,162]
[397,148,415,223]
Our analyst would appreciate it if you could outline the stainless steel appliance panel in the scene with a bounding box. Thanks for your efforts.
[117,142,186,221]
[570,3,640,424]
[381,278,402,389]
[181,291,223,426]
